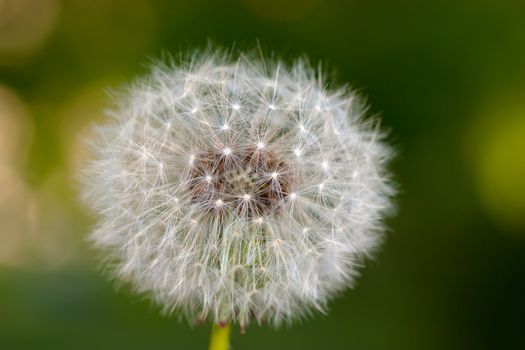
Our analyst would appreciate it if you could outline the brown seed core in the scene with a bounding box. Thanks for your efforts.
[186,146,293,216]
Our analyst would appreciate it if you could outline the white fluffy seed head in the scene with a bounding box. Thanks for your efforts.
[80,50,396,328]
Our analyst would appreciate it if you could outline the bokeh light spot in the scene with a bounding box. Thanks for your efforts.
[467,98,525,231]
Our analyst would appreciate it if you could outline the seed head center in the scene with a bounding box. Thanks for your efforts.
[186,146,292,216]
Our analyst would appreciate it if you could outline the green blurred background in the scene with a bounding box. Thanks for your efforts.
[1,0,524,349]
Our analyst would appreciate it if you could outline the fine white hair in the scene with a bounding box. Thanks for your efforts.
[81,50,396,329]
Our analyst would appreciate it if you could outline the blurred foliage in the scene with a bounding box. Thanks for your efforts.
[0,0,524,349]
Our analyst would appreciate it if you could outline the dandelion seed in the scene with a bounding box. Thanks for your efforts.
[80,50,396,331]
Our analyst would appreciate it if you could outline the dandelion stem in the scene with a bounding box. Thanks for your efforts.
[209,322,230,350]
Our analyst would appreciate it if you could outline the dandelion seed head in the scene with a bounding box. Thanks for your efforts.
[80,50,396,328]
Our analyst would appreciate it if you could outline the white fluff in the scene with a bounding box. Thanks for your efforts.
[81,51,396,328]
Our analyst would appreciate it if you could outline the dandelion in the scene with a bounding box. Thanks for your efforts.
[80,50,396,349]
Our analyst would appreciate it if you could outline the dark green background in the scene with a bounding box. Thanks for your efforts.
[1,0,524,349]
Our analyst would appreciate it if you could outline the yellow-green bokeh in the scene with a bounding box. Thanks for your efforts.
[468,96,525,231]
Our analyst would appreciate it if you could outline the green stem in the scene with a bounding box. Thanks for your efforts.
[208,323,230,350]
